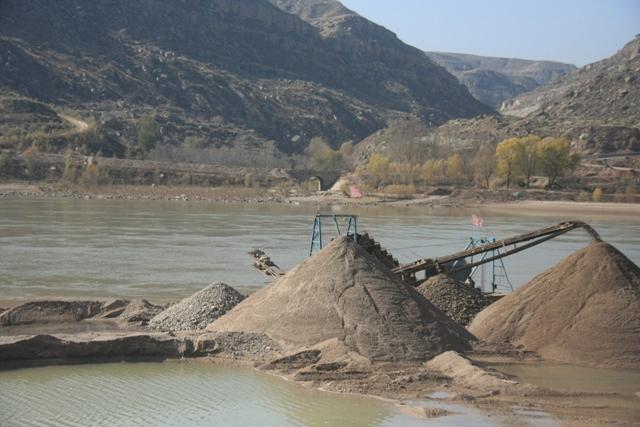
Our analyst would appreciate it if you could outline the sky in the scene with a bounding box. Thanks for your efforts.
[340,0,640,66]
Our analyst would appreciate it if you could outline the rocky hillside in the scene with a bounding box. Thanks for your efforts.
[501,35,640,128]
[426,52,576,109]
[0,0,491,155]
[357,36,640,160]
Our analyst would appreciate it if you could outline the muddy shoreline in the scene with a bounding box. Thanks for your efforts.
[1,297,638,426]
[2,182,640,216]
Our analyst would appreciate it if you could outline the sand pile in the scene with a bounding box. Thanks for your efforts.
[469,242,640,368]
[426,351,519,391]
[208,237,473,362]
[149,283,244,331]
[416,275,491,326]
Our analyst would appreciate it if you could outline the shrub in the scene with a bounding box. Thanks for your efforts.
[576,191,590,202]
[21,145,39,176]
[185,136,208,149]
[80,164,108,187]
[613,192,626,203]
[625,185,637,203]
[592,187,603,203]
[0,152,13,177]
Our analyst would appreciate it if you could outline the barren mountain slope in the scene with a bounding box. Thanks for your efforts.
[501,35,640,126]
[0,0,491,154]
[426,52,576,109]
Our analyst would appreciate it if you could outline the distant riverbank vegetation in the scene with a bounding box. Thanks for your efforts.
[1,118,637,203]
[356,135,579,191]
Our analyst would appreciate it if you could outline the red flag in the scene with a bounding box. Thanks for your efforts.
[472,213,484,227]
[349,186,364,199]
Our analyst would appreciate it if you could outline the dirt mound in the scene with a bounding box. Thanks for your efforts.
[469,242,640,368]
[149,283,244,332]
[416,275,491,326]
[208,237,474,362]
[0,301,104,326]
[425,351,518,391]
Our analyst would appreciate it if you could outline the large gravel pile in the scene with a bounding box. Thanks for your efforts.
[416,275,491,326]
[208,237,474,362]
[149,283,244,332]
[469,242,640,369]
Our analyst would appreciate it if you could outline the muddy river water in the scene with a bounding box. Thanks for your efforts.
[1,197,639,426]
[1,197,639,303]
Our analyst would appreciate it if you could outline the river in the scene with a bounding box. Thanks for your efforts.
[1,196,639,426]
[1,197,638,303]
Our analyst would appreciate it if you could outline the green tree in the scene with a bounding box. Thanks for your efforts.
[306,137,345,172]
[137,116,160,154]
[473,144,496,188]
[537,137,576,188]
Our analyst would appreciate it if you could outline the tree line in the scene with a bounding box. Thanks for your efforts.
[358,135,579,191]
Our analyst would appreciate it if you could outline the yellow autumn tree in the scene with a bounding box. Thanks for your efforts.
[517,135,542,188]
[446,153,465,183]
[592,187,603,203]
[365,153,391,187]
[537,137,576,188]
[472,144,496,188]
[496,138,522,189]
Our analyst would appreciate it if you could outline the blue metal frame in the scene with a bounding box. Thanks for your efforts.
[466,236,514,293]
[309,214,358,255]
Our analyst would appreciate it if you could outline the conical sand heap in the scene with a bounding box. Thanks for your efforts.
[469,242,640,368]
[209,237,474,361]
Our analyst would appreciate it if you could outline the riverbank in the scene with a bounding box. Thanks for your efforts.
[479,200,640,217]
[1,297,638,426]
[3,181,640,217]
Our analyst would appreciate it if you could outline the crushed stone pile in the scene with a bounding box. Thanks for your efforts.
[416,274,491,326]
[208,237,474,362]
[149,283,244,332]
[469,242,640,369]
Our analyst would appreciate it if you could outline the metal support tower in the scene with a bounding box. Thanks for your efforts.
[309,214,357,255]
[466,237,514,293]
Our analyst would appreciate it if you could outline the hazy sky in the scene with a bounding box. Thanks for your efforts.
[340,0,639,66]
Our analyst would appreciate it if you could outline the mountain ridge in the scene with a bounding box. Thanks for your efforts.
[426,51,576,108]
[0,0,491,155]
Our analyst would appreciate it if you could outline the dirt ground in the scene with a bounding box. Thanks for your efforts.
[1,298,639,426]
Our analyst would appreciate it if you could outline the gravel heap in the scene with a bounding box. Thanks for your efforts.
[469,242,640,369]
[209,237,474,362]
[416,274,491,326]
[149,283,244,332]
